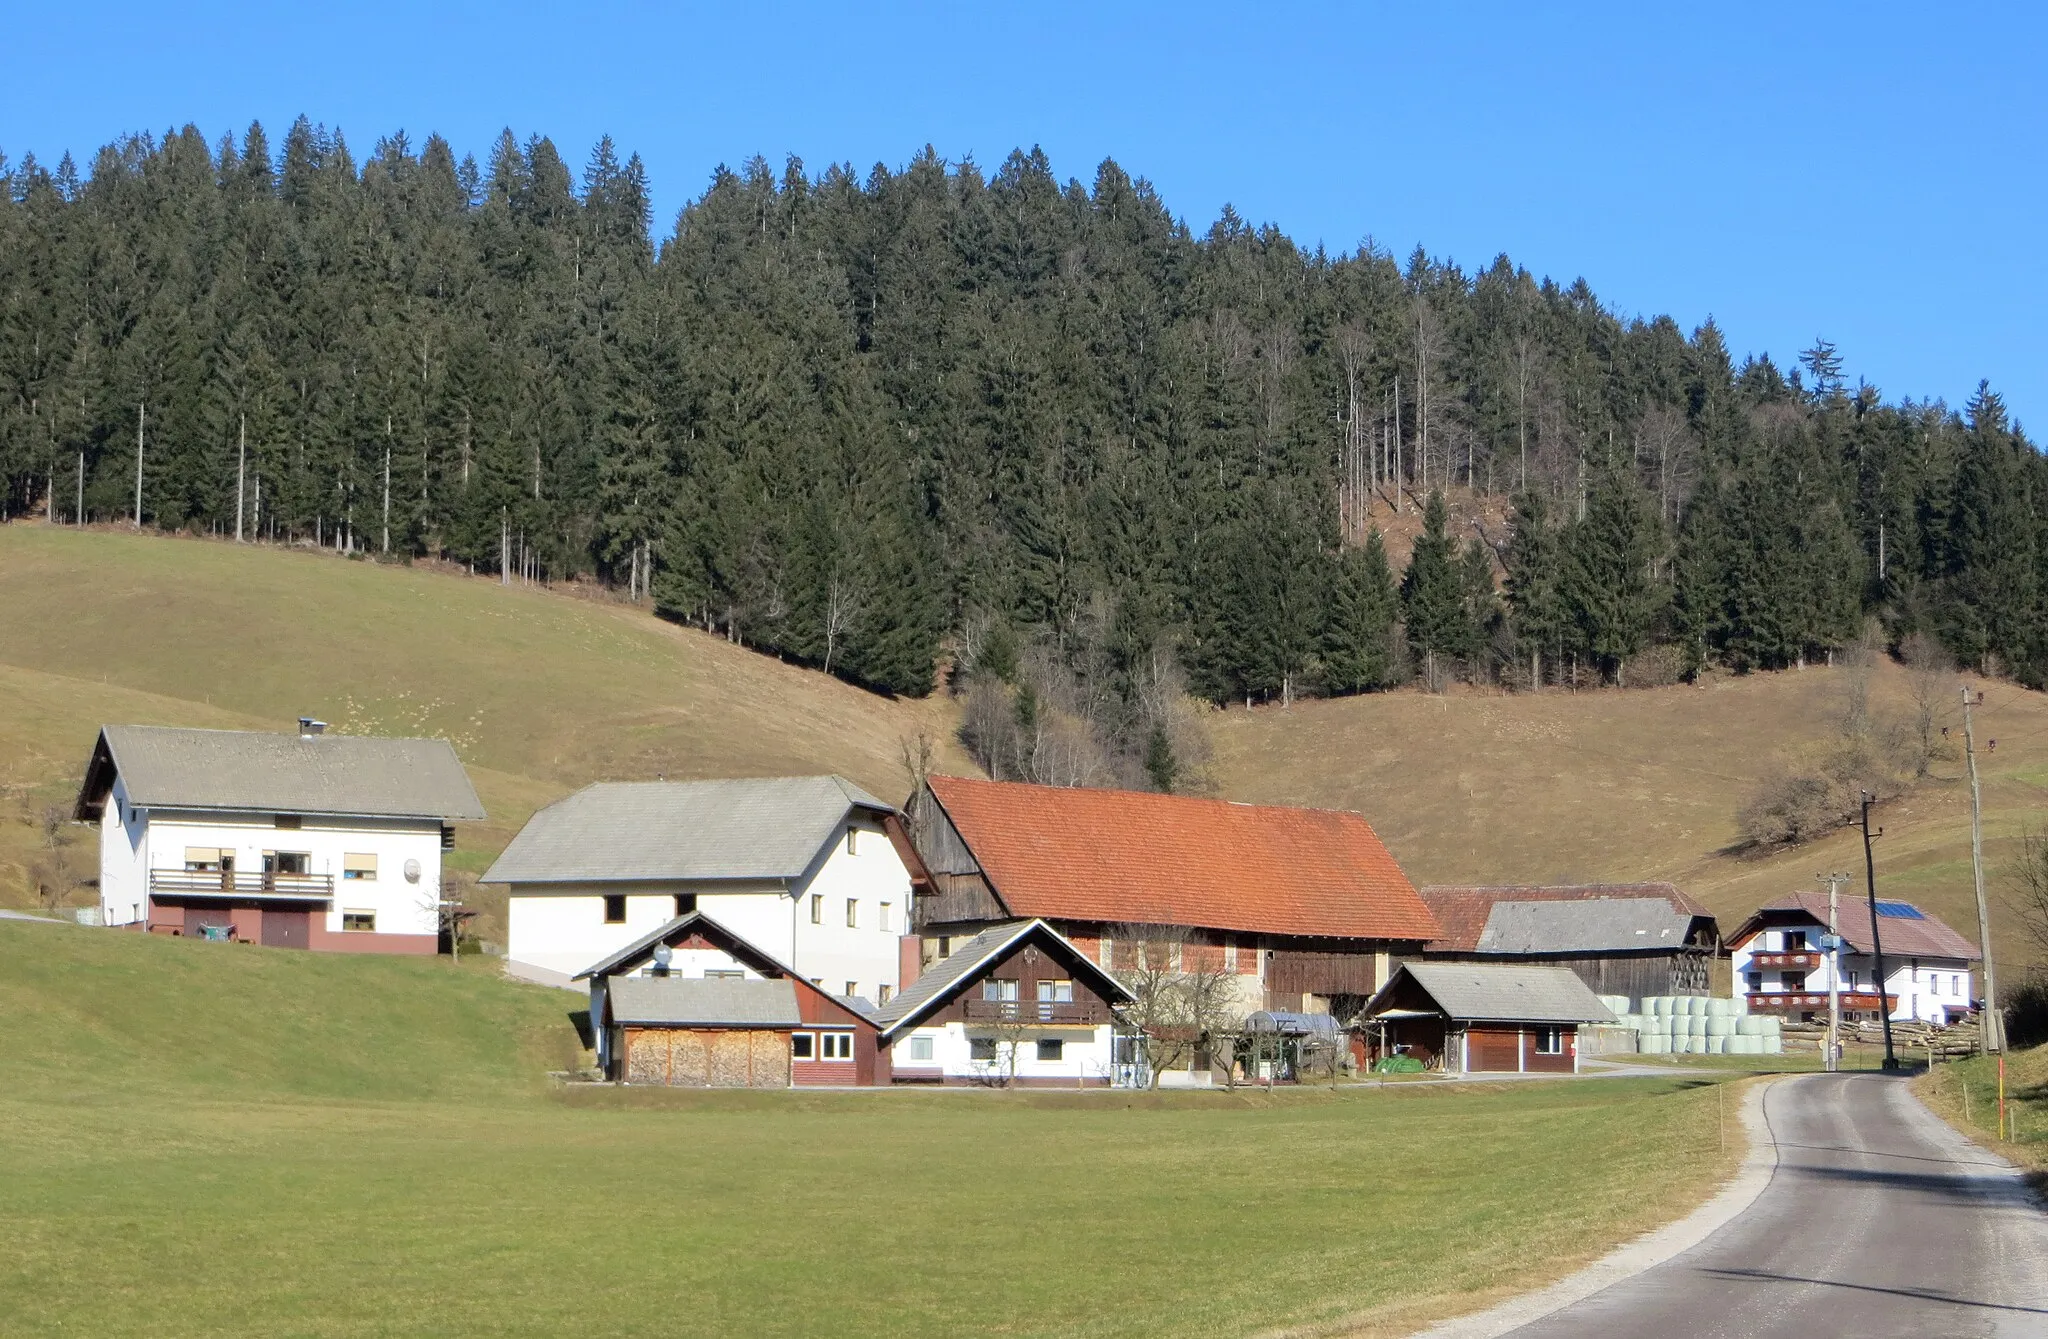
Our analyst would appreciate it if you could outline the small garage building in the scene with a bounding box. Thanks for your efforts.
[1360,962,1614,1075]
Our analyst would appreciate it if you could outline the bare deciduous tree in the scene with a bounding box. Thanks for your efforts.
[1108,924,1246,1088]
[2005,828,2048,959]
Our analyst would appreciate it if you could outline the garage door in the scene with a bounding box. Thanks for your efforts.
[1467,1028,1522,1072]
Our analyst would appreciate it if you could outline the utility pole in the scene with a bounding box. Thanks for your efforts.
[133,402,145,526]
[1961,686,2007,1138]
[1860,792,1900,1071]
[1819,872,1851,1073]
[235,415,246,542]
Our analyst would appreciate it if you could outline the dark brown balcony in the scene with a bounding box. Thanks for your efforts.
[148,870,335,900]
[1748,951,1822,970]
[1745,991,1894,1013]
[961,999,1107,1026]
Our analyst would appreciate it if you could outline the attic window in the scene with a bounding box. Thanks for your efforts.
[603,895,627,924]
[846,827,860,855]
[674,893,697,917]
[274,814,301,830]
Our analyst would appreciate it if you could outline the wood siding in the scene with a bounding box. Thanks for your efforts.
[906,787,982,876]
[915,872,1008,929]
[923,938,1119,1026]
[1417,950,1709,1001]
[1467,1027,1523,1072]
[1265,945,1382,995]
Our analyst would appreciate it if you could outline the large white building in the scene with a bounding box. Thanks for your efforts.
[1727,892,1981,1026]
[74,721,485,953]
[485,775,918,999]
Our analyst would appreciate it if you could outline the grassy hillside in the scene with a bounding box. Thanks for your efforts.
[0,918,1745,1338]
[3,522,2043,986]
[1210,660,2048,984]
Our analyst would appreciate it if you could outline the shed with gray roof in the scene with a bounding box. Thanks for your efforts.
[1359,962,1615,1075]
[608,976,803,1028]
[1417,884,1720,1002]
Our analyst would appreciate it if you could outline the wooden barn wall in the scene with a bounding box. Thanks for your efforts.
[1413,951,1709,1001]
[908,789,982,876]
[1265,946,1380,995]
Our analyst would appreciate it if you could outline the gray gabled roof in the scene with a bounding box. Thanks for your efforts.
[871,919,1136,1037]
[1473,899,1697,956]
[607,976,802,1027]
[1371,962,1615,1025]
[75,725,484,822]
[482,775,892,886]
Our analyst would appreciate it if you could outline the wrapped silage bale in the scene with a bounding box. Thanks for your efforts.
[1736,1017,1764,1037]
[1706,1017,1737,1037]
[1707,1035,1729,1054]
[1763,1035,1784,1055]
[1686,1036,1709,1054]
[1759,1016,1783,1037]
[1706,997,1732,1018]
[1641,1033,1671,1055]
[1688,1016,1710,1037]
[1732,1035,1760,1055]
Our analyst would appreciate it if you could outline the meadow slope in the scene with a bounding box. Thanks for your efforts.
[3,522,2044,981]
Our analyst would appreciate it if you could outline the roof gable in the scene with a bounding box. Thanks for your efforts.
[872,919,1136,1037]
[483,775,892,885]
[75,725,484,822]
[922,776,1437,941]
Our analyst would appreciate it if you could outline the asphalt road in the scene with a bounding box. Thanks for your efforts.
[1507,1072,2048,1338]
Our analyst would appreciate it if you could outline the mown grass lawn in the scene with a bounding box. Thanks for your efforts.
[1,922,1744,1337]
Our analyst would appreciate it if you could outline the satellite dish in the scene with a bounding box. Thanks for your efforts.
[654,943,673,967]
[403,858,422,884]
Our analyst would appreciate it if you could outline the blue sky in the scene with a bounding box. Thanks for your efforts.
[5,3,2043,425]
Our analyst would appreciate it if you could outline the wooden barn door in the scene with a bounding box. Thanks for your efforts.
[1467,1028,1523,1072]
[261,909,311,948]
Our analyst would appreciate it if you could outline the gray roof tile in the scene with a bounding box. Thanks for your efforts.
[80,725,484,821]
[1473,899,1697,955]
[1379,962,1616,1024]
[483,775,892,885]
[607,976,802,1027]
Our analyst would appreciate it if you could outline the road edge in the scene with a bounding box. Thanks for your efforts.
[1409,1074,1789,1339]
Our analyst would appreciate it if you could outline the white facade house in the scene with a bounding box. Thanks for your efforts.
[485,775,918,997]
[74,722,485,953]
[873,920,1137,1087]
[1728,893,1980,1025]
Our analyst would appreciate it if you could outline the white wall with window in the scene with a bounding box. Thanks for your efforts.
[98,789,446,941]
[1730,920,1976,1023]
[885,1019,1116,1084]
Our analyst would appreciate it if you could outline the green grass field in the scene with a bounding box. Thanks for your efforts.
[0,919,1747,1338]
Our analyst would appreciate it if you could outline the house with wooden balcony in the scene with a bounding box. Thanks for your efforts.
[902,776,1440,1026]
[872,919,1137,1086]
[73,721,484,953]
[1728,893,1981,1025]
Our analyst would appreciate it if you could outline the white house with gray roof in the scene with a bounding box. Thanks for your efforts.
[74,721,485,953]
[484,775,921,998]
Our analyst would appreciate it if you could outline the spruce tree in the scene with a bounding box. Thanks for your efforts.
[1322,528,1398,693]
[1504,491,1564,688]
[1401,491,1471,687]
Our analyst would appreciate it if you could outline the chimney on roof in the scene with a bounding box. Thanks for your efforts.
[298,717,327,738]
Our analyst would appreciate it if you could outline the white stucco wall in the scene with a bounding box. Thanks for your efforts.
[505,813,914,993]
[888,1020,1116,1084]
[99,803,445,938]
[1730,927,1975,1022]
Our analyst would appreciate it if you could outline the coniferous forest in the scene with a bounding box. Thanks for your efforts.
[3,121,2045,770]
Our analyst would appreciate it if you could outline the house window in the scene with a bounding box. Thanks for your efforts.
[809,894,822,925]
[969,1037,998,1062]
[846,899,859,929]
[1036,1039,1064,1062]
[603,895,626,924]
[820,1032,853,1060]
[1846,970,1859,990]
[845,981,860,998]
[266,851,311,876]
[1532,1026,1565,1055]
[791,1033,815,1059]
[1784,971,1808,992]
[1037,979,1074,1003]
[1785,931,1808,951]
[879,902,892,933]
[184,847,227,872]
[877,984,893,1004]
[982,979,1019,1002]
[274,814,301,829]
[674,893,697,916]
[846,827,859,855]
[1745,972,1763,991]
[936,936,952,957]
[342,910,377,933]
[908,1034,934,1061]
[342,853,377,881]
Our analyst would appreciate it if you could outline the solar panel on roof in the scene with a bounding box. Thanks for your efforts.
[1874,901,1925,920]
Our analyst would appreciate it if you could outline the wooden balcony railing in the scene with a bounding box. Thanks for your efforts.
[148,870,335,899]
[1745,991,1895,1013]
[961,999,1107,1026]
[1748,951,1822,970]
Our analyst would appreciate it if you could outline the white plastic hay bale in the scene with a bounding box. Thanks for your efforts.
[1706,998,1733,1018]
[1707,1035,1729,1054]
[1688,1017,1709,1036]
[1685,1035,1708,1054]
[1763,1035,1784,1055]
[1731,995,1749,1016]
[1641,1034,1672,1055]
[1706,1017,1737,1037]
[1759,1016,1783,1036]
[1732,1035,1760,1055]
[1736,1017,1764,1037]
